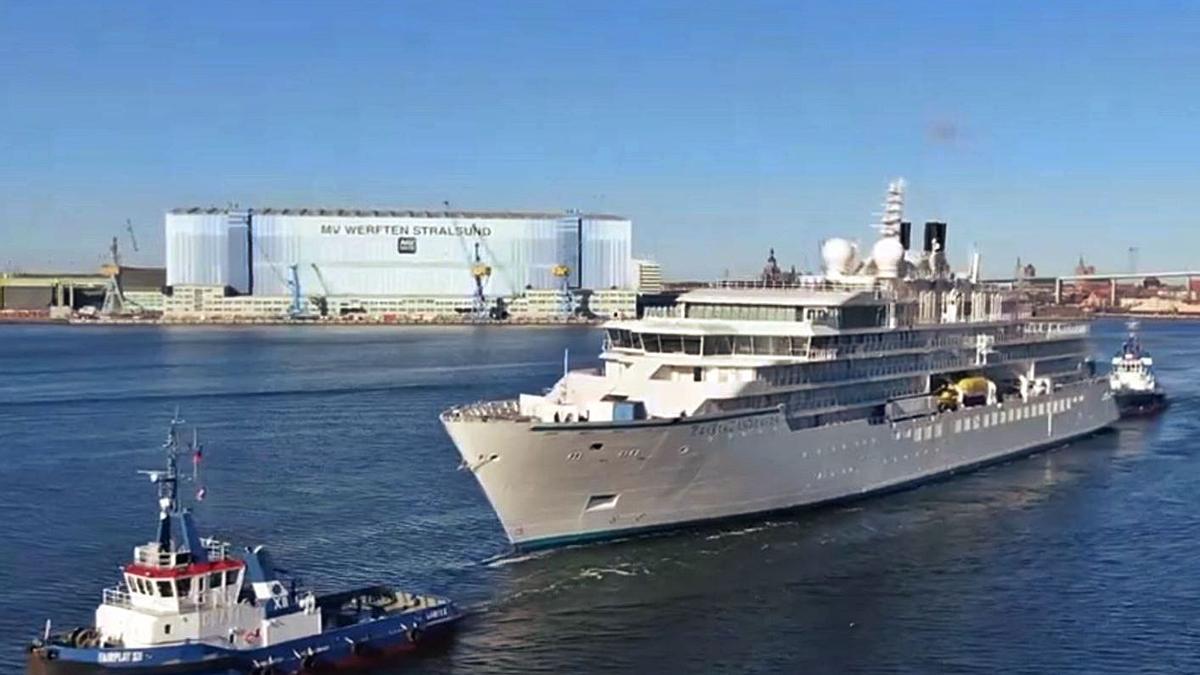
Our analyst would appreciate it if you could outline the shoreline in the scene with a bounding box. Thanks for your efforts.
[0,316,605,329]
[7,311,1200,328]
[1089,312,1200,321]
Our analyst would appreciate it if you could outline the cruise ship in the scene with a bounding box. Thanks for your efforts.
[442,180,1119,550]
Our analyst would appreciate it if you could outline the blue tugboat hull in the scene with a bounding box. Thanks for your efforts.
[27,606,461,674]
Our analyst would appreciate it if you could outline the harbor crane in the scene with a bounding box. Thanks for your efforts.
[309,263,331,317]
[125,219,140,253]
[553,263,574,317]
[100,234,142,316]
[286,264,309,319]
[470,242,492,319]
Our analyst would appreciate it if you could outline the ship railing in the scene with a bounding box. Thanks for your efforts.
[201,538,232,561]
[134,542,231,567]
[134,546,182,567]
[711,278,886,293]
[442,399,525,421]
[642,305,683,319]
[103,587,132,608]
[805,334,970,362]
[1023,322,1089,338]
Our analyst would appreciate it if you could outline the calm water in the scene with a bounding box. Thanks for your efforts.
[2,320,1199,674]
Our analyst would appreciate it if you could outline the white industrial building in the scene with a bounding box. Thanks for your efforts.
[631,259,664,293]
[164,207,635,320]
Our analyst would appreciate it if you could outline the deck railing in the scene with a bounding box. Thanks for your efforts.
[1023,321,1089,337]
[102,587,132,608]
[443,399,524,421]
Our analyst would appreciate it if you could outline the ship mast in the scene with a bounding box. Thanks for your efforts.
[141,411,201,553]
[155,414,185,549]
[877,178,905,238]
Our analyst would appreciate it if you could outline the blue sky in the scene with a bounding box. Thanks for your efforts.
[2,1,1198,278]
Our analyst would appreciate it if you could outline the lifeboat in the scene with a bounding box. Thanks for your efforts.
[955,376,992,407]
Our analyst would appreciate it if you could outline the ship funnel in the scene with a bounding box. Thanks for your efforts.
[923,221,947,253]
[899,221,912,251]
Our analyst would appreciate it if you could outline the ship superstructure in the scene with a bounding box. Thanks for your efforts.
[442,180,1119,550]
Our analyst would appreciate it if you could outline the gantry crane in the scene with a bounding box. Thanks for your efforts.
[470,243,492,319]
[552,263,574,317]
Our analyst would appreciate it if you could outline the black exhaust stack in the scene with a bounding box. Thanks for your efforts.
[923,221,947,253]
[899,221,912,251]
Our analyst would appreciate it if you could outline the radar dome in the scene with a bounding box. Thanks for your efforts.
[872,237,905,278]
[822,238,856,277]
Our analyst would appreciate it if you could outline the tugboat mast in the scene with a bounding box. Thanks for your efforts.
[139,410,202,556]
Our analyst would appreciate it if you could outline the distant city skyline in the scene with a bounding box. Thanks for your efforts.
[3,1,1199,279]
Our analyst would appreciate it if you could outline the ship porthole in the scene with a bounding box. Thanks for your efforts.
[679,446,689,454]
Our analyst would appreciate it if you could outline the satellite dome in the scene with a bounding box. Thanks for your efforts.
[822,238,855,277]
[872,237,905,278]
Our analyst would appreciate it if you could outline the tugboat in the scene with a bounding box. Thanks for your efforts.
[26,414,462,674]
[1110,324,1168,417]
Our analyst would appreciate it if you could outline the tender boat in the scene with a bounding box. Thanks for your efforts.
[26,415,462,674]
[1109,325,1168,417]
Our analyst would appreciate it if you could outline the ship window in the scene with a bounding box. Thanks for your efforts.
[693,367,703,382]
[790,336,807,356]
[661,334,685,353]
[209,572,223,588]
[585,494,619,511]
[164,624,171,635]
[158,581,174,597]
[682,335,702,355]
[733,336,753,355]
[769,336,790,355]
[607,329,632,348]
[642,333,661,352]
[177,576,192,597]
[224,570,238,587]
[704,335,732,355]
[753,335,772,354]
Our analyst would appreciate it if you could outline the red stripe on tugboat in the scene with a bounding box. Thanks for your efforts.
[123,557,244,578]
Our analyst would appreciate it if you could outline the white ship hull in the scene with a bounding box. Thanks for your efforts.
[443,379,1117,549]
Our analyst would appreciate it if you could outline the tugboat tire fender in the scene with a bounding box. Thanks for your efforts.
[301,653,318,670]
[407,627,422,644]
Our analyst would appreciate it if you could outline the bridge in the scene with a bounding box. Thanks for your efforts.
[989,271,1200,304]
